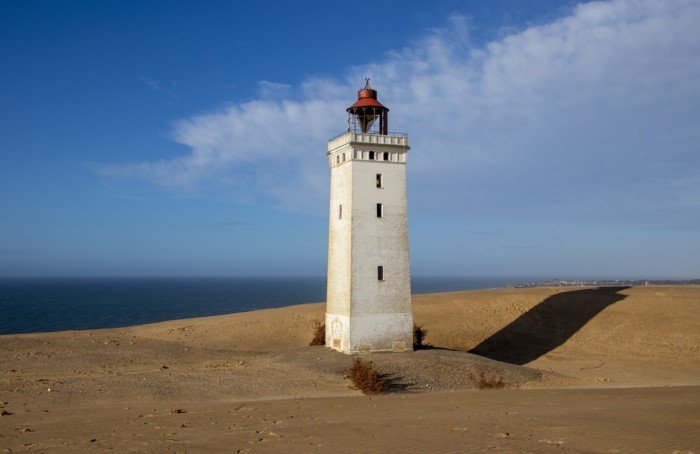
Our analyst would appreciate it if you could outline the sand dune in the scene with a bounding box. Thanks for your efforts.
[1,285,698,452]
[414,285,700,387]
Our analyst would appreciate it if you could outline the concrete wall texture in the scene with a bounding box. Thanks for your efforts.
[325,133,413,354]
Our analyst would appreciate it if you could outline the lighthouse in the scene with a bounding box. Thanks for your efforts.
[325,80,413,354]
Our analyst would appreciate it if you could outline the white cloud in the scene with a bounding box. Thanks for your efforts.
[256,80,292,99]
[98,0,700,227]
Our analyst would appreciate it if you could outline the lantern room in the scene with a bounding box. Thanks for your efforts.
[346,79,389,135]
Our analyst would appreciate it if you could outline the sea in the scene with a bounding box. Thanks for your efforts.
[0,276,533,335]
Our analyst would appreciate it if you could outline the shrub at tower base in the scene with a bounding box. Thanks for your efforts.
[348,358,384,394]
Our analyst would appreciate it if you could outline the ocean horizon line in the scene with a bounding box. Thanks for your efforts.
[1,274,692,280]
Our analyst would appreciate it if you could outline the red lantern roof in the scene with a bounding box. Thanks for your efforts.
[347,79,388,112]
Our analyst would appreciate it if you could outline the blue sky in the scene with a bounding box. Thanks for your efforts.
[1,0,699,278]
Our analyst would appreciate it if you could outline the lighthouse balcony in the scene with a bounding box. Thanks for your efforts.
[328,131,408,151]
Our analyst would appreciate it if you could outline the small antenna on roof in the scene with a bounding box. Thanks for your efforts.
[364,78,371,89]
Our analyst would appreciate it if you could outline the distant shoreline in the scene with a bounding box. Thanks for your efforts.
[507,278,700,288]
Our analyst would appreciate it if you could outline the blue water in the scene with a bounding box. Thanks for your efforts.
[0,276,529,335]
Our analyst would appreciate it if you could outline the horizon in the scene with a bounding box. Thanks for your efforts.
[2,0,699,278]
[1,275,697,281]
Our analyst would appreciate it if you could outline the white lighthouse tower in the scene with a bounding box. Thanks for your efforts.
[325,80,413,354]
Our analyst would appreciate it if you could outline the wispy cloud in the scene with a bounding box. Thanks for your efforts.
[138,76,162,92]
[136,75,178,99]
[99,0,700,228]
[257,80,292,99]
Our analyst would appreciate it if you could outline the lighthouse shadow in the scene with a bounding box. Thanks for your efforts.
[378,372,414,393]
[469,286,629,365]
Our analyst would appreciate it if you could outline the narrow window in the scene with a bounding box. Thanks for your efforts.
[377,266,384,281]
[342,153,346,162]
[339,204,342,219]
[383,152,389,161]
[369,151,375,160]
[376,174,383,188]
[376,203,383,218]
[336,156,340,165]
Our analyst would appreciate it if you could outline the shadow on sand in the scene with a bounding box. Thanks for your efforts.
[379,373,414,393]
[469,286,629,365]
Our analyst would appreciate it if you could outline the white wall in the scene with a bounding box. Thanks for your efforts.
[326,133,413,353]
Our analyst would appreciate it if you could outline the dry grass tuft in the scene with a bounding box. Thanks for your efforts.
[309,320,325,346]
[348,358,384,394]
[470,371,505,389]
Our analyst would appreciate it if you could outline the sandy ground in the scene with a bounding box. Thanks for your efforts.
[1,285,698,452]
